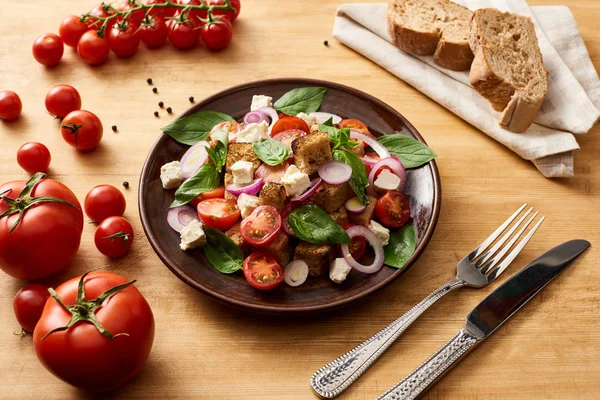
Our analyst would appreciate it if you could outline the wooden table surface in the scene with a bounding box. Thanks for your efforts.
[1,0,599,398]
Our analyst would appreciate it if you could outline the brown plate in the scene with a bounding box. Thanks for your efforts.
[138,78,441,315]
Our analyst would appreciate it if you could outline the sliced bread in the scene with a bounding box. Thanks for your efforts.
[387,0,474,71]
[469,8,548,133]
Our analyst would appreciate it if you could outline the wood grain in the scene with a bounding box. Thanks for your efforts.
[0,0,599,399]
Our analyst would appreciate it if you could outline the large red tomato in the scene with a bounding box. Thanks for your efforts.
[33,272,155,392]
[0,173,83,280]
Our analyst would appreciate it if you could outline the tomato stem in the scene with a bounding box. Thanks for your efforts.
[103,230,130,243]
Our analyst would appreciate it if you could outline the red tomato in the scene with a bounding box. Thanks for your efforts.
[272,129,307,151]
[0,175,83,280]
[189,185,225,208]
[146,0,177,18]
[200,16,233,50]
[33,272,154,391]
[254,162,289,183]
[13,284,50,333]
[107,23,140,58]
[375,190,411,228]
[45,85,82,118]
[242,252,284,291]
[136,15,169,48]
[17,142,51,174]
[94,216,134,258]
[32,33,64,67]
[178,0,203,26]
[77,30,110,65]
[271,117,310,136]
[168,20,200,49]
[61,110,103,152]
[84,185,126,222]
[59,15,90,47]
[210,121,241,142]
[116,0,145,26]
[338,223,367,260]
[0,90,22,121]
[240,206,281,246]
[339,118,372,136]
[87,3,114,28]
[208,0,241,22]
[197,198,240,230]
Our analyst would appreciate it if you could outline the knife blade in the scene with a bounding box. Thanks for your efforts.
[377,239,590,400]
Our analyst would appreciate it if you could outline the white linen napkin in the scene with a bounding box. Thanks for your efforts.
[333,1,600,177]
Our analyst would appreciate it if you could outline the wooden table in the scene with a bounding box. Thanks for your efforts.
[1,0,599,398]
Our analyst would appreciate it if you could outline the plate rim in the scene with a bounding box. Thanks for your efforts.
[138,77,442,315]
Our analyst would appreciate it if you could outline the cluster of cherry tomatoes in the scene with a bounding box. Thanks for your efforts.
[32,0,240,67]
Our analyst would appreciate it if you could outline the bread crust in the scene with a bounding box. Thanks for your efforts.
[433,39,474,72]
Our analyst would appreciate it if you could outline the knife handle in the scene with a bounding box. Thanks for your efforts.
[376,329,479,400]
[310,277,464,399]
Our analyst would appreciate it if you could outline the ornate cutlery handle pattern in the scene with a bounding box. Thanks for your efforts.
[310,277,465,398]
[376,329,479,400]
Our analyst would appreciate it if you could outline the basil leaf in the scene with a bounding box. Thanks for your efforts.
[377,134,436,168]
[170,164,220,208]
[384,224,417,269]
[252,139,291,166]
[321,124,358,151]
[332,150,369,205]
[203,226,244,274]
[207,140,227,171]
[274,87,327,115]
[161,111,235,146]
[288,205,351,244]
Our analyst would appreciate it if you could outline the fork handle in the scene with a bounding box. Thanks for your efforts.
[310,277,465,398]
[376,328,480,400]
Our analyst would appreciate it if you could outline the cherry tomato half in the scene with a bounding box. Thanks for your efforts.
[272,129,307,151]
[240,206,281,246]
[17,142,51,174]
[0,90,22,121]
[84,184,126,223]
[94,216,134,258]
[61,110,103,152]
[136,15,169,49]
[77,30,110,65]
[200,16,233,51]
[254,162,289,183]
[271,117,310,136]
[59,15,90,48]
[45,85,82,118]
[242,251,284,291]
[189,185,225,208]
[107,23,140,58]
[339,118,372,136]
[13,284,50,333]
[375,190,411,228]
[168,20,200,49]
[32,33,64,67]
[197,198,240,231]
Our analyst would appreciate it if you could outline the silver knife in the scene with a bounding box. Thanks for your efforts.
[376,239,590,400]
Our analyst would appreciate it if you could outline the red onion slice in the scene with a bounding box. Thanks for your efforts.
[243,110,269,125]
[257,106,279,134]
[291,178,322,202]
[350,130,390,159]
[226,178,264,197]
[318,161,352,184]
[309,112,342,125]
[345,196,366,214]
[367,157,407,196]
[284,260,309,287]
[180,141,209,179]
[167,205,199,233]
[341,225,384,274]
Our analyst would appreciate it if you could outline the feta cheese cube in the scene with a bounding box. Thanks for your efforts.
[250,95,273,111]
[180,220,206,251]
[237,193,261,218]
[329,258,352,284]
[374,169,401,192]
[236,121,270,143]
[160,161,183,189]
[369,220,390,246]
[280,165,311,197]
[231,160,255,184]
[296,112,317,126]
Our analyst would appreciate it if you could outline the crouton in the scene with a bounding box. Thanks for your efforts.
[291,132,332,175]
[329,206,349,225]
[344,140,365,156]
[225,222,250,256]
[259,182,286,211]
[223,173,237,200]
[294,241,335,277]
[226,143,262,173]
[251,231,291,266]
[348,195,377,227]
[309,123,321,134]
[309,181,354,213]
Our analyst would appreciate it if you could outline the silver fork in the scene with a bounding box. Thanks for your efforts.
[310,204,544,398]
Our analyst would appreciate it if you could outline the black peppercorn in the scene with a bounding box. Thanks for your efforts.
[111,125,117,132]
[324,40,329,46]
[154,111,159,117]
[147,78,152,84]
[123,181,129,189]
[158,101,164,108]
[152,87,158,93]
[189,96,195,103]
[166,107,172,114]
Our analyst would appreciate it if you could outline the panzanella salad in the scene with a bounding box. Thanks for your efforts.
[159,87,436,291]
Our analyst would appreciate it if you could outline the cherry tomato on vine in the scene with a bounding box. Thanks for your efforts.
[178,0,204,26]
[61,110,103,152]
[0,91,22,121]
[146,0,177,18]
[116,0,145,27]
[168,20,200,50]
[107,23,140,58]
[84,185,126,223]
[87,3,114,28]
[13,284,50,333]
[208,0,241,22]
[32,33,64,67]
[136,15,169,48]
[59,15,89,48]
[200,16,233,51]
[17,142,51,174]
[45,85,82,118]
[77,30,110,65]
[94,216,134,258]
